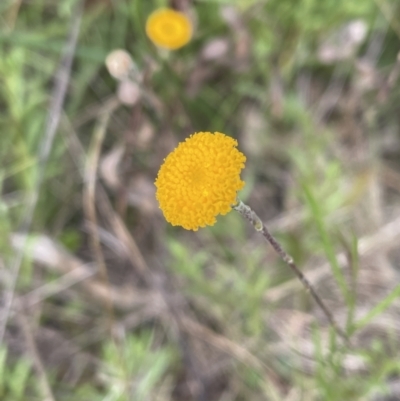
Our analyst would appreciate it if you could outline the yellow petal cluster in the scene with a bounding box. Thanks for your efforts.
[155,132,246,231]
[145,8,192,50]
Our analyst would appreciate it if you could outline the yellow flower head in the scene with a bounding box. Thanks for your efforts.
[145,8,192,50]
[155,132,246,231]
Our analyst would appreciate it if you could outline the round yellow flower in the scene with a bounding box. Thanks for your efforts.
[155,132,246,231]
[145,8,192,50]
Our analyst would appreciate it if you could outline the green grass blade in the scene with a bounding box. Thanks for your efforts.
[352,284,400,334]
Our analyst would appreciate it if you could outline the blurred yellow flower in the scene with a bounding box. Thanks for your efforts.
[145,8,192,50]
[155,132,246,230]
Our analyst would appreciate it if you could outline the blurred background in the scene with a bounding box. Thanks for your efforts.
[1,0,400,400]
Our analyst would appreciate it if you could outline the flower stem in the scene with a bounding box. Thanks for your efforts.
[233,199,349,344]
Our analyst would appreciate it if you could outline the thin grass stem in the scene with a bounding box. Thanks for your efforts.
[233,199,349,344]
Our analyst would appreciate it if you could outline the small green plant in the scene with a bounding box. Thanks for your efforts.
[0,347,33,401]
[100,332,175,401]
